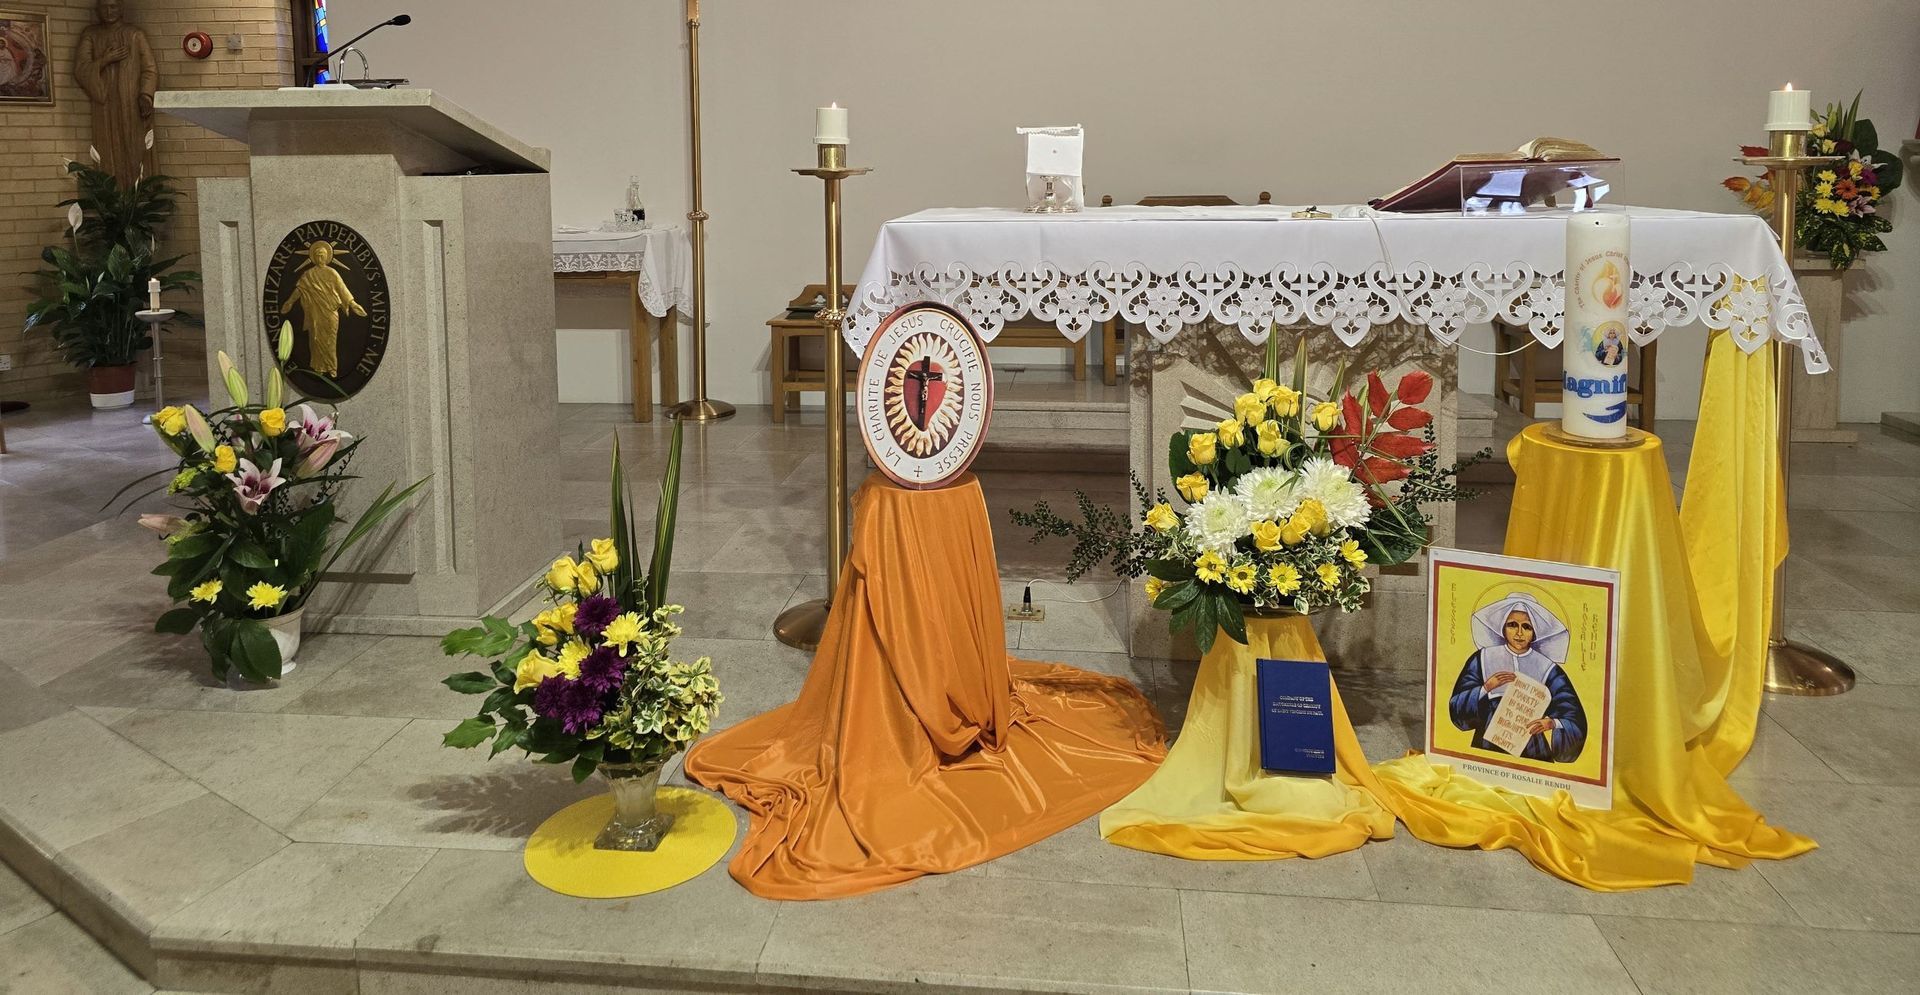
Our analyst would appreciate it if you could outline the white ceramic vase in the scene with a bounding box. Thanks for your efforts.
[264,608,303,676]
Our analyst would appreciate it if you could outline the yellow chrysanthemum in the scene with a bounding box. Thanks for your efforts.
[586,537,619,575]
[1817,169,1837,182]
[1255,420,1283,457]
[602,611,645,655]
[1815,181,1834,198]
[1848,160,1863,179]
[1216,418,1244,448]
[1144,503,1179,532]
[258,407,287,438]
[1267,563,1301,594]
[1234,392,1267,426]
[1310,401,1340,431]
[212,445,237,474]
[1194,550,1227,584]
[1316,562,1342,589]
[1176,473,1210,503]
[1144,576,1167,602]
[1269,384,1301,418]
[554,639,589,680]
[245,581,287,611]
[1187,431,1217,466]
[1250,519,1283,551]
[189,579,222,603]
[154,406,187,436]
[545,556,578,593]
[1340,539,1368,567]
[1226,562,1257,594]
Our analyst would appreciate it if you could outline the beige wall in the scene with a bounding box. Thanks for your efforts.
[0,0,292,405]
[335,0,1918,420]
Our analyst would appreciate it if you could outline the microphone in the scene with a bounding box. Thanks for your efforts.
[307,13,412,82]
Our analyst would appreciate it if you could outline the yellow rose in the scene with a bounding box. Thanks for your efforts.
[1267,563,1301,594]
[573,559,600,595]
[258,407,287,437]
[1216,418,1244,448]
[1144,503,1179,532]
[1144,576,1167,603]
[212,445,237,475]
[1280,519,1310,546]
[514,652,565,693]
[1340,539,1368,567]
[1234,392,1267,425]
[1255,420,1283,457]
[544,556,578,593]
[586,537,619,575]
[190,579,222,603]
[245,581,287,612]
[1194,550,1227,584]
[1176,473,1210,503]
[1316,562,1342,588]
[602,611,645,655]
[1250,519,1283,551]
[555,639,590,679]
[1294,498,1329,536]
[1187,431,1217,466]
[552,602,577,633]
[155,406,186,436]
[1227,562,1257,594]
[1269,385,1301,417]
[1310,401,1340,431]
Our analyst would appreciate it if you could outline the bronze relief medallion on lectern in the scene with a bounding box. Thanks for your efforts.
[262,220,390,400]
[856,301,994,490]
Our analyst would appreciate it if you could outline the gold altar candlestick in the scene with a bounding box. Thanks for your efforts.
[667,0,734,422]
[1740,131,1852,695]
[774,144,871,650]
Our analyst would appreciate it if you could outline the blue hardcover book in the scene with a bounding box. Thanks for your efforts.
[1255,657,1336,775]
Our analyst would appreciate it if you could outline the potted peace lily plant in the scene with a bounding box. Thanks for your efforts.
[25,152,200,408]
[440,423,721,852]
[1014,335,1482,652]
[120,330,427,684]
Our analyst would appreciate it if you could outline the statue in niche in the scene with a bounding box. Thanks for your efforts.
[73,0,157,186]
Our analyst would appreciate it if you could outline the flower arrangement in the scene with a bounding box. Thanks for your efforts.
[440,423,721,784]
[124,330,428,682]
[1014,335,1482,652]
[1722,92,1905,270]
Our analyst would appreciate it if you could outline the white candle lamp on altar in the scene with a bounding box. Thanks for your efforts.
[1556,212,1636,445]
[1765,83,1814,157]
[1018,124,1084,214]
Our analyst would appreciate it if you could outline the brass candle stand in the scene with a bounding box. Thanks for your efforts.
[774,143,870,650]
[1739,129,1853,695]
[667,0,734,422]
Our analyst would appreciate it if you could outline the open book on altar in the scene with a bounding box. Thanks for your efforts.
[1372,137,1619,213]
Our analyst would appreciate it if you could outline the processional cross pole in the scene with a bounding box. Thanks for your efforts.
[667,0,735,422]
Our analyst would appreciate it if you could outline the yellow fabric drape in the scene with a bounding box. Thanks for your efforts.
[1680,334,1786,770]
[1101,615,1396,859]
[1372,424,1813,889]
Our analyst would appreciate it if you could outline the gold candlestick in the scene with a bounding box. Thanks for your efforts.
[1739,130,1852,695]
[667,0,734,422]
[774,145,871,650]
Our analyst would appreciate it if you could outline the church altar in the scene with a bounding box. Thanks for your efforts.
[846,204,1823,659]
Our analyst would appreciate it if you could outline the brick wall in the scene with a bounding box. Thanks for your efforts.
[1,0,292,405]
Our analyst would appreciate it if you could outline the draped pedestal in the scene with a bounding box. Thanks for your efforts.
[1101,614,1395,860]
[684,475,1167,900]
[1372,423,1814,889]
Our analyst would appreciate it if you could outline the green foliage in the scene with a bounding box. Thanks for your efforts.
[1008,473,1167,581]
[24,161,200,369]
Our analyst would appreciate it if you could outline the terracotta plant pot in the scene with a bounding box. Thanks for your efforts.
[86,363,137,409]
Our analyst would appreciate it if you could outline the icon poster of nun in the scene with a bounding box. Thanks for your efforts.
[1424,548,1619,810]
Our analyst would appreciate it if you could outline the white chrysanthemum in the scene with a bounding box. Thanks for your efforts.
[1184,490,1252,553]
[1298,457,1370,528]
[1234,466,1301,522]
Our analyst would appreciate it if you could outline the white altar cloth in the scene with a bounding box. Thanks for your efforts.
[552,226,691,319]
[847,205,1826,372]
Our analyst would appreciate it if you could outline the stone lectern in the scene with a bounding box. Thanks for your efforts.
[158,88,558,635]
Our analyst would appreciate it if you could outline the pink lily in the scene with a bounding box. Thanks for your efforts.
[137,513,188,536]
[296,438,341,478]
[227,458,286,515]
[290,404,352,454]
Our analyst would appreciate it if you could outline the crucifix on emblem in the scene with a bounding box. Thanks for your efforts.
[904,356,945,430]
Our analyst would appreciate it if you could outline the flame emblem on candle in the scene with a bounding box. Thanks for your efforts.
[1595,260,1624,310]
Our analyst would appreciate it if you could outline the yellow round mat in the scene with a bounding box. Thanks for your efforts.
[523,786,737,898]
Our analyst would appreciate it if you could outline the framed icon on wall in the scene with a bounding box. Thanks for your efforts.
[0,9,55,106]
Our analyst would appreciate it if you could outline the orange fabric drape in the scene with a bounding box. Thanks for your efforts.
[684,474,1167,900]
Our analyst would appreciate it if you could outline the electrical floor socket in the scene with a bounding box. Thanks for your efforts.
[1004,584,1045,622]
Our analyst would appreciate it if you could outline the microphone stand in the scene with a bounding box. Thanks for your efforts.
[300,14,411,84]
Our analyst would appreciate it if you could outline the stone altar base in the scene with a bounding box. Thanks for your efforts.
[1127,321,1459,667]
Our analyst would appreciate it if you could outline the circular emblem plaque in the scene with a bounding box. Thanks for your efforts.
[261,220,391,400]
[857,302,994,490]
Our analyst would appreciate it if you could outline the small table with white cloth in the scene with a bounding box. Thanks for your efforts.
[553,226,692,421]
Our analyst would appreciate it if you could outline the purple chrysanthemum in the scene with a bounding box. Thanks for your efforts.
[573,595,621,637]
[578,645,626,694]
[532,675,604,736]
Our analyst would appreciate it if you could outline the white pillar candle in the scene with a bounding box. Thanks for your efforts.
[147,277,161,311]
[1766,83,1810,132]
[815,103,848,146]
[1561,213,1631,440]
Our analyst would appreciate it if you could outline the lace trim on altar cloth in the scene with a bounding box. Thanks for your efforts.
[848,263,1827,373]
[552,252,683,319]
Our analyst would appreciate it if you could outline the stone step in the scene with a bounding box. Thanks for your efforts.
[977,425,1128,474]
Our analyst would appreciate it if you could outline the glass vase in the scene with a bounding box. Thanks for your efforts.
[595,760,674,852]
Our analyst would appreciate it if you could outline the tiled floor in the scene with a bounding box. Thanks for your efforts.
[1,392,1917,994]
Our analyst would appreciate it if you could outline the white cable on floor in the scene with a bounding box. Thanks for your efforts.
[1022,578,1126,605]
